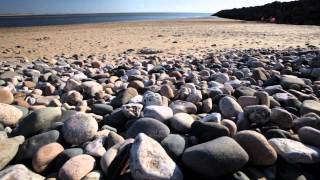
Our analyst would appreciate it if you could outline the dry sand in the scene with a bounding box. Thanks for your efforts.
[0,17,320,61]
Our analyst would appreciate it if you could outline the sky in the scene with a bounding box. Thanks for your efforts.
[0,0,293,15]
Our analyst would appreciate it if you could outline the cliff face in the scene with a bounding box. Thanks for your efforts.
[214,0,320,25]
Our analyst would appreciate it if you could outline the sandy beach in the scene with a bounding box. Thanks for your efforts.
[1,17,320,61]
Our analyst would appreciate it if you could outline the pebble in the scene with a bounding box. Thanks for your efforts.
[32,143,64,173]
[244,105,271,125]
[298,126,320,148]
[0,103,23,126]
[130,133,183,180]
[122,103,143,118]
[143,91,163,106]
[160,84,175,99]
[142,105,173,123]
[182,137,249,178]
[111,87,138,108]
[161,134,186,159]
[190,121,229,143]
[55,148,84,169]
[91,104,113,116]
[11,107,62,138]
[82,81,103,97]
[15,130,60,163]
[126,118,170,141]
[300,100,320,115]
[221,119,237,137]
[169,100,197,114]
[169,113,194,133]
[0,136,24,170]
[62,112,98,145]
[234,130,277,166]
[0,164,44,180]
[85,138,106,157]
[269,138,320,163]
[270,107,294,129]
[0,86,14,104]
[219,96,243,118]
[59,154,96,180]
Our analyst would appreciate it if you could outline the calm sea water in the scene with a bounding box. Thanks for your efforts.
[0,13,211,27]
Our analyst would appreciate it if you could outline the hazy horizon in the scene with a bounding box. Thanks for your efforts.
[0,0,293,15]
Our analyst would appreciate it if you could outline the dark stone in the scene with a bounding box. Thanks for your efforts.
[161,134,186,160]
[190,121,229,143]
[182,137,249,178]
[126,118,170,141]
[92,104,113,116]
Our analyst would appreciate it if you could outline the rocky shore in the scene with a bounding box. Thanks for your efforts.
[214,0,320,25]
[0,47,320,179]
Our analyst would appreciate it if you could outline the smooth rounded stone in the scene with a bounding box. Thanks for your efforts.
[15,130,60,163]
[121,103,143,119]
[263,129,296,140]
[0,103,23,126]
[201,113,222,123]
[62,112,98,145]
[91,104,113,116]
[130,133,183,180]
[82,81,103,97]
[111,87,138,108]
[169,100,197,114]
[234,86,257,98]
[300,100,320,116]
[202,98,213,113]
[238,96,259,108]
[190,121,229,143]
[55,148,84,169]
[160,84,174,99]
[128,80,144,92]
[142,105,173,123]
[270,108,294,129]
[269,138,320,164]
[107,131,125,149]
[13,105,29,118]
[127,118,170,141]
[0,71,20,80]
[182,136,249,178]
[11,107,62,138]
[298,127,320,148]
[32,143,64,173]
[293,116,320,131]
[104,108,128,129]
[255,91,270,107]
[83,170,103,180]
[169,113,194,133]
[143,91,163,106]
[244,105,271,125]
[59,154,96,180]
[0,136,24,170]
[186,89,202,103]
[234,130,277,166]
[219,96,243,118]
[62,90,83,105]
[85,138,106,157]
[0,164,44,180]
[280,75,305,89]
[161,134,186,159]
[221,119,237,137]
[0,86,14,104]
[214,73,230,84]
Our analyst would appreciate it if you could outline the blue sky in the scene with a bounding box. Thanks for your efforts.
[0,0,293,14]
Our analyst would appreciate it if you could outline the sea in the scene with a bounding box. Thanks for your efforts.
[0,13,212,27]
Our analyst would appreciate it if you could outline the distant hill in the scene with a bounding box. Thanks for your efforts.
[214,0,320,25]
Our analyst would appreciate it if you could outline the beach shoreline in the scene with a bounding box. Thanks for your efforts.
[1,17,320,61]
